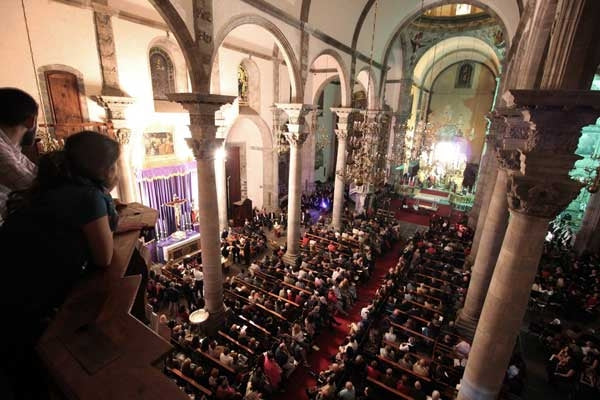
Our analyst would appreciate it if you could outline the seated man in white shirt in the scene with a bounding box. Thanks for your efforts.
[383,327,397,343]
[219,347,234,367]
[0,88,39,223]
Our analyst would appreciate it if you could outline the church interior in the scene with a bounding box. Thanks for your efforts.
[2,0,600,399]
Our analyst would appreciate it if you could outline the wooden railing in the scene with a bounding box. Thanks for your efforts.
[36,203,188,400]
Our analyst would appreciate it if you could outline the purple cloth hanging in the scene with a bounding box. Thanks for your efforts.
[137,162,195,235]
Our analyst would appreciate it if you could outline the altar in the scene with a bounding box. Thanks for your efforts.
[154,230,201,263]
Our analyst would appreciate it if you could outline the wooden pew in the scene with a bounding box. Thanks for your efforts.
[388,320,435,343]
[416,273,462,289]
[255,271,312,295]
[234,277,300,308]
[389,308,430,327]
[197,350,236,375]
[225,289,287,321]
[166,367,212,397]
[366,376,414,400]
[377,355,432,384]
[218,330,255,356]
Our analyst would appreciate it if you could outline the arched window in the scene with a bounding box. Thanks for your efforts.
[456,63,474,88]
[149,47,175,100]
[238,63,249,105]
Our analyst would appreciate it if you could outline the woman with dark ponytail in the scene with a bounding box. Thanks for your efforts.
[0,131,142,399]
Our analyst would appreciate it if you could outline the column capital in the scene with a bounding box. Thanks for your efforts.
[500,89,600,218]
[275,103,315,146]
[168,93,235,160]
[331,107,357,123]
[114,128,131,145]
[274,103,315,125]
[167,93,236,118]
[331,107,357,140]
[94,95,135,120]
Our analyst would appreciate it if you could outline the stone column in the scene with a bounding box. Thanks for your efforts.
[214,138,228,233]
[167,93,235,326]
[457,164,510,337]
[457,89,600,400]
[575,190,600,254]
[96,96,137,203]
[276,103,314,264]
[330,108,355,231]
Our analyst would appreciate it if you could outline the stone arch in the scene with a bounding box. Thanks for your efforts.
[224,110,276,210]
[356,67,378,109]
[146,0,202,90]
[148,36,189,93]
[307,49,351,107]
[36,64,89,125]
[239,58,261,111]
[380,0,512,77]
[312,75,342,107]
[413,36,501,90]
[212,14,302,101]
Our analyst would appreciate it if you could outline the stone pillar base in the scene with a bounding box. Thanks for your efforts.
[196,307,228,336]
[282,252,299,266]
[455,311,478,340]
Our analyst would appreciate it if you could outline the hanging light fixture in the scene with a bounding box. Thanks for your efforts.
[338,0,390,188]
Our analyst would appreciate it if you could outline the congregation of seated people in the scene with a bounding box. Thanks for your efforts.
[526,239,600,397]
[152,198,403,399]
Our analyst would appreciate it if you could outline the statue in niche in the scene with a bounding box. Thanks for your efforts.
[238,64,249,105]
[456,63,473,88]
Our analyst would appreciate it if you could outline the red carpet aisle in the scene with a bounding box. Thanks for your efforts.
[273,241,403,400]
[390,199,465,227]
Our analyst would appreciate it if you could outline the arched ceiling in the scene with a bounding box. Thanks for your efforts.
[413,36,500,88]
[354,0,518,68]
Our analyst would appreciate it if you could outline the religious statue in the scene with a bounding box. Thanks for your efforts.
[164,194,187,234]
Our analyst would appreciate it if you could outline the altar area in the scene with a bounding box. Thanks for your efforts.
[396,184,474,217]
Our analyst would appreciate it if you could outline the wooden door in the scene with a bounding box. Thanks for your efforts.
[45,71,83,138]
[226,146,241,210]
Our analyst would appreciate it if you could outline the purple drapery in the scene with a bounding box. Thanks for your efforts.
[137,162,195,235]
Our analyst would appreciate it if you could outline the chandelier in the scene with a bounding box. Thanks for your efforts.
[339,110,390,187]
[38,127,64,153]
[337,0,390,188]
[388,116,409,182]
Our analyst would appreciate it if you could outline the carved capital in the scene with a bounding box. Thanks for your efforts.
[334,129,349,141]
[331,107,356,124]
[186,137,217,161]
[495,149,520,171]
[274,103,315,125]
[94,95,135,120]
[283,130,310,147]
[506,173,583,219]
[167,93,236,143]
[331,107,356,137]
[115,128,131,145]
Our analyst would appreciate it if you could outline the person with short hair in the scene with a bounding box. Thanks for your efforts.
[338,381,356,400]
[0,87,39,222]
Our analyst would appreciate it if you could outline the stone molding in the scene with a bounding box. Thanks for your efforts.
[500,90,600,218]
[275,103,315,146]
[94,95,135,120]
[167,93,235,160]
[331,107,356,138]
[115,128,131,145]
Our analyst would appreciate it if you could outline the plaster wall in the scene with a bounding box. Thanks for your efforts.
[227,117,265,209]
[428,63,496,163]
[0,1,102,120]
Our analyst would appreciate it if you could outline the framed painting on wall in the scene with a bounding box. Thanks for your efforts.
[144,131,175,157]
